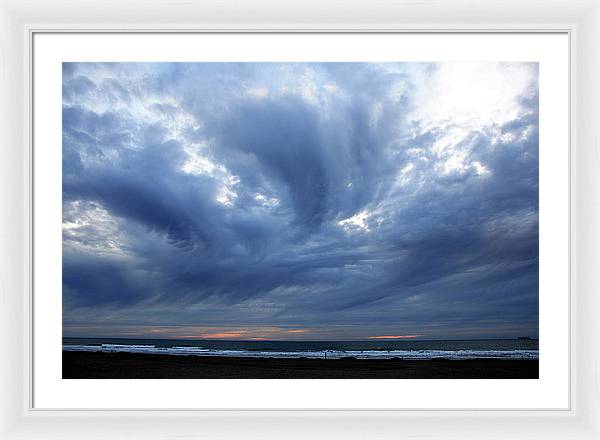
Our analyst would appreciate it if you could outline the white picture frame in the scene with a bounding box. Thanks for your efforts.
[1,0,598,439]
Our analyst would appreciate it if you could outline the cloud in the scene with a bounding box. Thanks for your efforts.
[62,62,539,339]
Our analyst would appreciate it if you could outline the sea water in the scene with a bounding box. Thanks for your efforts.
[62,337,539,360]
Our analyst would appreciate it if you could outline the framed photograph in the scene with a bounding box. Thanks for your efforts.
[1,0,599,439]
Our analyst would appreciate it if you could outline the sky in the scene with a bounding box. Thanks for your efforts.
[62,62,539,340]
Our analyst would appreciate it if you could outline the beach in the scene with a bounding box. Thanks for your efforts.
[63,351,539,379]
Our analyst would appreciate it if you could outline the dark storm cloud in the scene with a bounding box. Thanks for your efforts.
[62,62,539,339]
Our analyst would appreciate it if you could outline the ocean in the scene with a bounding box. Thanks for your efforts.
[62,337,539,360]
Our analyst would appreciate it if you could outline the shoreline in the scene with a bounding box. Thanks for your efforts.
[63,351,539,379]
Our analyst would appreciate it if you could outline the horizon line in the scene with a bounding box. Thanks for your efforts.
[62,336,539,342]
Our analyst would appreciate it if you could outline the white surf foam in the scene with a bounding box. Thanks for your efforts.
[63,344,539,360]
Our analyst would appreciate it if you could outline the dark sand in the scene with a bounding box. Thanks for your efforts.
[63,351,538,379]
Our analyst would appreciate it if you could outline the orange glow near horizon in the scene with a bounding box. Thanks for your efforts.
[148,328,172,333]
[66,325,427,341]
[201,331,248,339]
[137,327,314,340]
[367,335,424,339]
